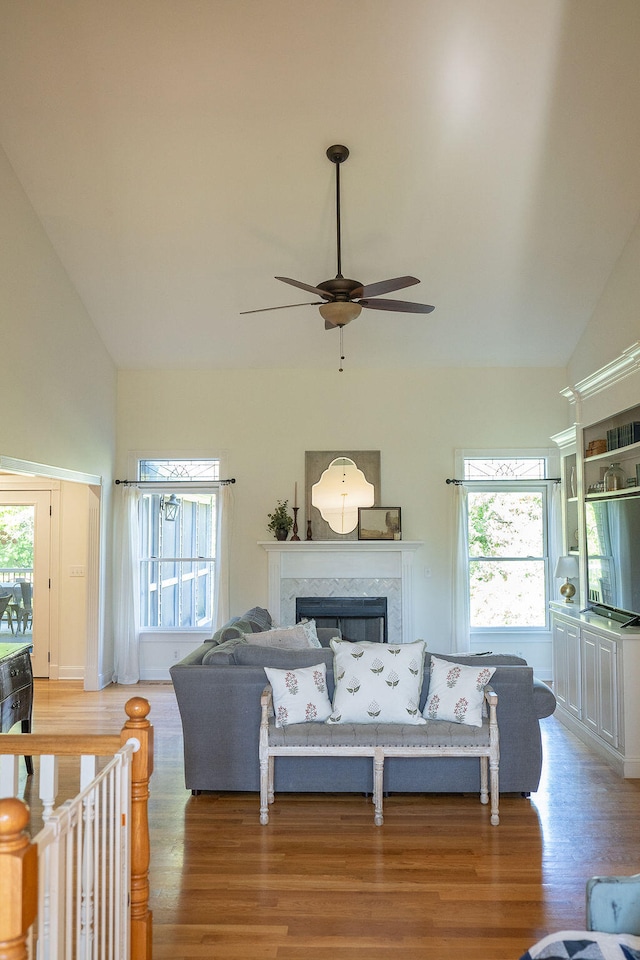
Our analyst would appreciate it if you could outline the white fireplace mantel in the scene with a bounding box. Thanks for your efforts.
[259,540,423,644]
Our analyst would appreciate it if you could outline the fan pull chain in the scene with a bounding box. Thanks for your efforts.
[339,325,345,372]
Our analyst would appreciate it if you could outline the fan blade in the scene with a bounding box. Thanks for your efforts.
[275,276,334,300]
[359,298,435,314]
[240,301,323,315]
[351,276,420,299]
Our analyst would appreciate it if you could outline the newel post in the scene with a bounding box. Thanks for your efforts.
[122,697,153,960]
[0,798,38,960]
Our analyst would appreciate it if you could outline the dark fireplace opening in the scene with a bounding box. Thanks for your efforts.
[295,596,388,644]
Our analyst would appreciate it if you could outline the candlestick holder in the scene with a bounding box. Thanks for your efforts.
[291,507,300,541]
[306,519,313,541]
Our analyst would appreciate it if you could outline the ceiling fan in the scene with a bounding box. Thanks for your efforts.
[241,144,435,369]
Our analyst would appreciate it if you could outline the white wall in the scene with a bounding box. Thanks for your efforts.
[117,365,567,672]
[0,147,117,687]
[568,214,640,386]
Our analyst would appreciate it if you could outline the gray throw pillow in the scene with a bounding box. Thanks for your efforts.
[202,637,248,664]
[242,607,272,632]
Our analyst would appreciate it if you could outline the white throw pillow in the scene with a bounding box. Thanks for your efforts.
[297,618,322,648]
[243,624,315,650]
[327,639,426,724]
[422,656,496,727]
[264,662,332,727]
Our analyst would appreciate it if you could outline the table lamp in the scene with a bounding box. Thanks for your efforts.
[555,555,579,603]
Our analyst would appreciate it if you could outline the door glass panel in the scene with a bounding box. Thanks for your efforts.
[0,504,34,638]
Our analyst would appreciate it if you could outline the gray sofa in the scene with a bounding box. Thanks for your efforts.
[170,608,556,796]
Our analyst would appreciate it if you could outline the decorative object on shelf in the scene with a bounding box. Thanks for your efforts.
[585,439,608,457]
[358,507,402,541]
[555,555,579,604]
[267,500,293,541]
[290,482,300,540]
[306,518,312,541]
[606,421,640,451]
[604,462,626,492]
[569,465,576,498]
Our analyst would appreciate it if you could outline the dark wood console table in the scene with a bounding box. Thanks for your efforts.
[0,641,33,773]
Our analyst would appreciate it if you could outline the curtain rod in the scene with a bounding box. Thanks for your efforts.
[115,478,236,486]
[446,477,560,485]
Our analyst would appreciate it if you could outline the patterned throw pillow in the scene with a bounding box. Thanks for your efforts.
[297,618,323,648]
[327,639,427,725]
[422,656,496,727]
[264,662,332,727]
[243,624,316,650]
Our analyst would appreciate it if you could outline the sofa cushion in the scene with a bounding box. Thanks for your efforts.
[327,639,426,724]
[233,645,334,669]
[243,624,318,650]
[315,626,343,647]
[427,652,527,667]
[422,655,496,727]
[264,662,333,727]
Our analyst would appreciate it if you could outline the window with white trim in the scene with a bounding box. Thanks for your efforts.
[137,459,219,629]
[464,457,551,630]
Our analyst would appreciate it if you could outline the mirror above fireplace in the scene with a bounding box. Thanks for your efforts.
[305,451,381,540]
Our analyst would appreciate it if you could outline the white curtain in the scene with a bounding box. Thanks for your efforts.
[113,485,141,684]
[451,483,471,653]
[548,480,564,596]
[213,482,233,630]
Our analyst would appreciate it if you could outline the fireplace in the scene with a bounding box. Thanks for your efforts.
[296,596,388,643]
[260,540,422,645]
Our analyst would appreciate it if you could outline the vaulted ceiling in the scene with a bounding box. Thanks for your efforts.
[1,1,640,371]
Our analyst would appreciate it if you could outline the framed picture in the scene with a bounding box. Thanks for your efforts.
[358,507,401,541]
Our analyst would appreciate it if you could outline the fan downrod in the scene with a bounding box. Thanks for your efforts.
[326,144,349,164]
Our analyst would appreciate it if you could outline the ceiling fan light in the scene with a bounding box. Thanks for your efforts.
[318,301,362,326]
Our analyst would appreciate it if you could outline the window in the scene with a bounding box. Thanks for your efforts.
[137,459,219,629]
[464,457,552,630]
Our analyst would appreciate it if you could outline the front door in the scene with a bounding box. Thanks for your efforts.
[0,490,51,677]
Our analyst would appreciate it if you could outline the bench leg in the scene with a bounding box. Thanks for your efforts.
[480,756,488,804]
[259,752,270,825]
[268,755,275,804]
[373,748,384,826]
[489,754,499,826]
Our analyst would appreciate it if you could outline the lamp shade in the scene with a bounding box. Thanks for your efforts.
[319,301,362,326]
[554,555,579,579]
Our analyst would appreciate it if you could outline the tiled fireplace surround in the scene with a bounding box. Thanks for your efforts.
[260,540,422,645]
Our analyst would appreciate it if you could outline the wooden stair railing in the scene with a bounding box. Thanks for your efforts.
[0,696,153,960]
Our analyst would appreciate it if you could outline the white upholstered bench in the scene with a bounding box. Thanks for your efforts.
[259,684,500,826]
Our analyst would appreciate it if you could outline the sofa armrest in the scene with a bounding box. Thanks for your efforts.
[173,642,217,667]
[532,678,556,718]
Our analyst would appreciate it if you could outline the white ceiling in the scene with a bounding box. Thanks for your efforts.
[1,0,640,371]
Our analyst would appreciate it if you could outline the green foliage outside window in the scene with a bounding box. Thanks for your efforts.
[468,490,546,628]
[0,506,34,569]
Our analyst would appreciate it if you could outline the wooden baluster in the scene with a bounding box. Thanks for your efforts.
[0,798,38,960]
[121,697,153,960]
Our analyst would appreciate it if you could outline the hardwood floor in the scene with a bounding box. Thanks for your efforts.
[22,679,640,959]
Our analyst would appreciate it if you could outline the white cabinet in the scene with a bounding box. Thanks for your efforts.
[551,607,640,777]
[581,628,618,748]
[552,614,581,719]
